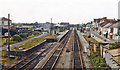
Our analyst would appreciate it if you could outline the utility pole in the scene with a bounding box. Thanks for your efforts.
[8,14,10,52]
[50,18,52,35]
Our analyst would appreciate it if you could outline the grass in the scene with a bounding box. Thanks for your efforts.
[2,56,18,64]
[2,32,42,47]
[0,50,18,65]
[90,52,111,70]
[12,35,56,51]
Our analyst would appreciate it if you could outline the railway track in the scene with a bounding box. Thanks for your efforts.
[41,30,72,70]
[8,42,56,70]
[8,29,84,70]
[74,30,84,70]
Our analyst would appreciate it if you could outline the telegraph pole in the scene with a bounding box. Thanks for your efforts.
[8,14,10,52]
[50,18,52,35]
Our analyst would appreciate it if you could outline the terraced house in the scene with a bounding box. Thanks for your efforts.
[92,17,120,41]
[100,21,120,41]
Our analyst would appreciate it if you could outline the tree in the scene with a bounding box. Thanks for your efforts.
[12,34,22,42]
[2,28,8,35]
[32,31,41,35]
[10,28,17,36]
[19,33,28,38]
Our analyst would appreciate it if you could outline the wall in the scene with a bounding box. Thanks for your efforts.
[113,28,119,40]
[105,52,120,69]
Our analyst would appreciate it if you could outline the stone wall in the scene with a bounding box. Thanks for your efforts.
[9,39,56,56]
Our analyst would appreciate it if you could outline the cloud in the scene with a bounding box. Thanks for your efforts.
[0,0,119,23]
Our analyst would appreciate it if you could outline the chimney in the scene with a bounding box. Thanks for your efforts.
[114,18,115,21]
[103,17,107,19]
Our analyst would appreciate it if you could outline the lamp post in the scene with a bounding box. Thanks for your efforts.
[8,14,10,52]
[89,26,91,45]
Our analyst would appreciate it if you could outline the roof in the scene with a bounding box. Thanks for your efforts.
[105,48,120,57]
[110,22,120,28]
[104,23,113,28]
[112,56,120,65]
[107,19,116,23]
[54,24,62,27]
[94,19,102,23]
[60,22,69,25]
[94,17,116,24]
[99,22,108,27]
[0,17,11,21]
[87,22,92,24]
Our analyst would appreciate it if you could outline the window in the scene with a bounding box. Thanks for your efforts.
[0,21,2,25]
[4,21,8,25]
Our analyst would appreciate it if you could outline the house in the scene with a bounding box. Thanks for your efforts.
[39,22,52,33]
[53,23,65,35]
[105,48,120,69]
[60,22,70,30]
[93,17,107,31]
[104,23,113,39]
[97,17,116,39]
[98,22,108,36]
[85,22,93,31]
[86,22,93,28]
[93,17,116,33]
[0,17,12,29]
[102,21,120,41]
[0,17,12,37]
[109,22,120,41]
[93,18,103,29]
[60,22,69,26]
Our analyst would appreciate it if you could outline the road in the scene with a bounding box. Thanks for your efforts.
[0,32,48,51]
[90,30,115,43]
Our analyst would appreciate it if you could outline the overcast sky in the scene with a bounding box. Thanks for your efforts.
[0,0,119,24]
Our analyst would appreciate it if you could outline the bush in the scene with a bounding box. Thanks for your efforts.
[110,42,120,49]
[12,34,22,42]
[100,63,106,67]
[32,31,41,36]
[19,33,28,38]
[90,52,110,69]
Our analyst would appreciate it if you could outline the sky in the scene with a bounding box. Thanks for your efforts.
[0,0,120,24]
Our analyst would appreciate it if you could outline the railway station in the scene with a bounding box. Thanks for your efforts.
[1,0,120,69]
[7,28,90,70]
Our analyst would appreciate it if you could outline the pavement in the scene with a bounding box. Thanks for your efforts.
[55,30,74,69]
[0,33,48,51]
[57,30,69,42]
[77,31,88,53]
[77,31,93,68]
